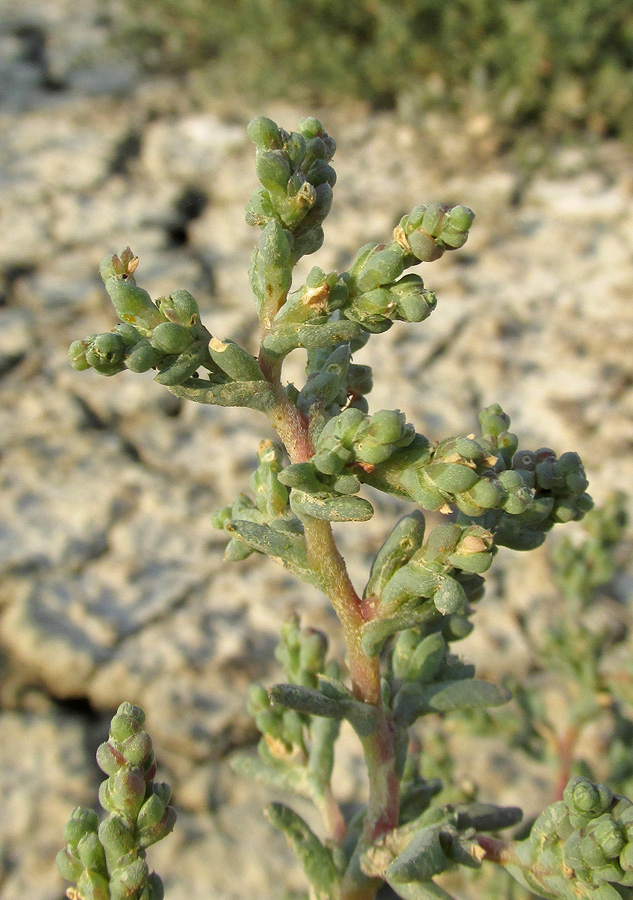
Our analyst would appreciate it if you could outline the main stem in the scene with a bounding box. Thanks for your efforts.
[263,359,399,899]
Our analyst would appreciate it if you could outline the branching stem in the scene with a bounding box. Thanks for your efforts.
[265,362,400,900]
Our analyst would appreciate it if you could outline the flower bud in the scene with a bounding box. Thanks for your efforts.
[154,782,171,806]
[533,456,563,491]
[292,225,325,260]
[256,150,291,193]
[283,132,306,169]
[408,230,443,262]
[355,247,405,293]
[150,322,194,355]
[110,768,148,820]
[304,134,327,162]
[395,631,446,683]
[278,462,325,493]
[224,537,253,561]
[98,815,136,865]
[110,857,150,896]
[405,470,447,510]
[77,869,110,900]
[479,404,511,438]
[403,205,426,231]
[343,288,394,332]
[69,340,91,370]
[303,181,333,226]
[460,476,505,512]
[245,186,276,226]
[158,290,200,326]
[513,450,537,472]
[564,777,613,817]
[559,451,589,493]
[64,807,99,848]
[426,462,480,494]
[110,710,142,742]
[137,795,175,848]
[438,226,469,249]
[125,339,162,373]
[434,576,468,614]
[56,847,83,882]
[86,332,127,367]
[424,523,462,561]
[590,816,626,859]
[444,614,474,640]
[368,409,411,445]
[306,159,337,187]
[279,181,317,228]
[499,469,533,514]
[447,205,476,232]
[247,116,282,149]
[96,741,126,777]
[447,527,494,573]
[100,254,164,331]
[552,497,582,523]
[120,730,153,766]
[391,274,437,322]
[77,831,107,872]
[297,117,324,139]
[422,203,449,237]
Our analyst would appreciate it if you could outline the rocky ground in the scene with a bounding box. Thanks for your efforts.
[1,2,633,899]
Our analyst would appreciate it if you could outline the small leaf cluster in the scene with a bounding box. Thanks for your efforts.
[68,248,276,412]
[359,513,492,657]
[56,703,175,900]
[261,202,473,356]
[232,618,348,897]
[361,800,522,899]
[235,613,517,899]
[509,777,633,900]
[69,249,214,386]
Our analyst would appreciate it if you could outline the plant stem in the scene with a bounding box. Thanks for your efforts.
[476,834,517,866]
[318,787,348,845]
[266,378,400,899]
[554,723,580,801]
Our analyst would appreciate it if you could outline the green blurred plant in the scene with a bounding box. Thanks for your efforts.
[458,493,632,797]
[57,703,176,900]
[116,0,633,142]
[63,114,633,900]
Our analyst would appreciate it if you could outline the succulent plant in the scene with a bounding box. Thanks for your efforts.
[61,115,633,900]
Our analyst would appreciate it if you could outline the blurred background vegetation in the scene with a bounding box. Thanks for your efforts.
[117,0,633,145]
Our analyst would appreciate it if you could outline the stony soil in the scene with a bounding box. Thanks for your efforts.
[1,2,633,899]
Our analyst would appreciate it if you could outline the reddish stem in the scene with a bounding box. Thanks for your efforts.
[263,358,400,900]
[554,724,580,801]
